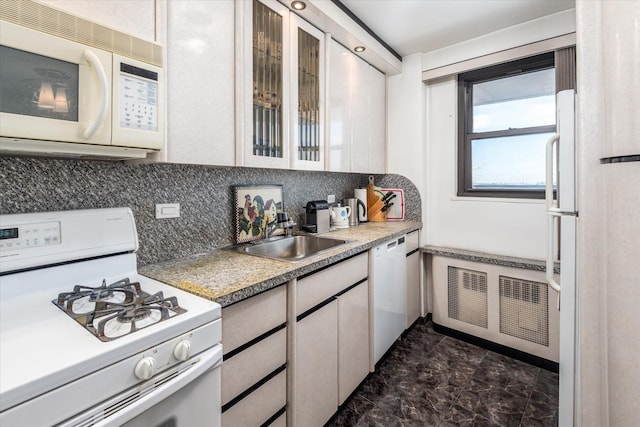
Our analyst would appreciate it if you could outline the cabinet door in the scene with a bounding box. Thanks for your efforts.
[327,39,352,172]
[327,38,387,173]
[368,66,386,174]
[350,54,370,173]
[158,0,235,165]
[237,0,290,169]
[290,15,325,171]
[406,251,421,328]
[295,302,338,427]
[338,281,370,404]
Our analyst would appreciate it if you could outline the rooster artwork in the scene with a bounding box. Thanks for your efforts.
[234,185,283,243]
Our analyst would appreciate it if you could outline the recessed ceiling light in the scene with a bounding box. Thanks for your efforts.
[354,46,366,53]
[291,1,306,10]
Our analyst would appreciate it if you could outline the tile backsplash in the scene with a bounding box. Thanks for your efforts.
[0,157,420,265]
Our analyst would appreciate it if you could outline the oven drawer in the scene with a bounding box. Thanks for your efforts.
[222,284,287,354]
[221,368,286,427]
[221,326,287,405]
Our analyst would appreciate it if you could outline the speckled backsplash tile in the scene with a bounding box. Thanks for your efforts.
[0,157,420,265]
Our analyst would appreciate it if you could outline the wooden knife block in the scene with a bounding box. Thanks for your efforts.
[366,184,387,222]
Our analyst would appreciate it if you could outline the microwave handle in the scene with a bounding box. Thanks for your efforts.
[83,50,109,139]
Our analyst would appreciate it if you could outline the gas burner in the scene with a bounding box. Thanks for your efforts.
[53,278,187,341]
[55,278,142,317]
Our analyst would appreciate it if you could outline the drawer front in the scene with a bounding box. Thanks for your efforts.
[268,411,286,427]
[221,327,287,405]
[222,284,287,354]
[222,369,287,427]
[297,252,368,315]
[406,230,420,254]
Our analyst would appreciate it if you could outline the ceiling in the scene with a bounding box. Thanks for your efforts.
[339,0,575,57]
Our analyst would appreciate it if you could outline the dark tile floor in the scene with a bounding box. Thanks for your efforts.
[329,320,559,427]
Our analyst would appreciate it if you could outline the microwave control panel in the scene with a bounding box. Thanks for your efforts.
[119,63,158,132]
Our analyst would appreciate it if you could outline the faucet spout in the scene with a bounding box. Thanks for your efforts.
[264,219,278,239]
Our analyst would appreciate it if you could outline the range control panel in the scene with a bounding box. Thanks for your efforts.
[0,221,61,250]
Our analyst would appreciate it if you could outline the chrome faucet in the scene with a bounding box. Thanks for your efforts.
[264,219,278,239]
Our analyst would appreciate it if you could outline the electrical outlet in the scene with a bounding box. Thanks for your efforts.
[327,194,336,203]
[156,203,180,219]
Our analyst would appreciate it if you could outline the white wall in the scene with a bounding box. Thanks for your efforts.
[425,77,548,259]
[423,9,576,72]
[387,9,576,260]
[387,53,427,240]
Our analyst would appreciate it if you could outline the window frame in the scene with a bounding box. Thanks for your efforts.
[457,52,556,199]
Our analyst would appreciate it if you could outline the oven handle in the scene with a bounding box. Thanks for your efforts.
[60,344,222,427]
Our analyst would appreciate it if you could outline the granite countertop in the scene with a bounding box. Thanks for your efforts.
[140,221,421,307]
[421,244,560,274]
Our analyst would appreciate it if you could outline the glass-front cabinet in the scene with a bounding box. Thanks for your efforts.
[237,0,325,170]
[252,0,285,161]
[290,15,325,171]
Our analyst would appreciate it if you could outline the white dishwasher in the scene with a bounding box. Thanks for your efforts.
[369,235,407,368]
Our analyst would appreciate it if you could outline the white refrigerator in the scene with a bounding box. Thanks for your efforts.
[545,89,577,427]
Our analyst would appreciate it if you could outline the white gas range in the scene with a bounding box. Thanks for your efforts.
[0,208,222,427]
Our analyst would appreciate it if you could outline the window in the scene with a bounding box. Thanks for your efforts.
[457,53,556,198]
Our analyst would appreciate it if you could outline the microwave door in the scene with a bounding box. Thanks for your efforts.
[0,21,112,146]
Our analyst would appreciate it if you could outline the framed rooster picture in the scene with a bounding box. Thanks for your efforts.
[233,184,284,243]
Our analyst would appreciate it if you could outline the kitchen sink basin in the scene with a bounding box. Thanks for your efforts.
[236,235,349,262]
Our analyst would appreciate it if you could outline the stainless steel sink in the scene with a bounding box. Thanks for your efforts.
[236,235,349,261]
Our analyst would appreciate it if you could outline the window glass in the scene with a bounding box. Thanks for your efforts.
[472,69,555,132]
[471,133,555,190]
[457,52,557,198]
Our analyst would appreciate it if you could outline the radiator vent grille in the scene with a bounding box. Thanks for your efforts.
[0,0,162,66]
[499,276,549,346]
[447,266,488,329]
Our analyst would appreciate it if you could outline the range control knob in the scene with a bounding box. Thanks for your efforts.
[134,356,157,380]
[173,340,193,361]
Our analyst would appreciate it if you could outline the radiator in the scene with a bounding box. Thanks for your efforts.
[499,276,549,346]
[431,256,559,362]
[447,267,488,329]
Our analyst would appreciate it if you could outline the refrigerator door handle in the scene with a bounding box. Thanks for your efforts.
[546,133,560,213]
[546,211,562,294]
[546,132,561,309]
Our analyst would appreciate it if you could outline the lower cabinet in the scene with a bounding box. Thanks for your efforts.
[291,253,369,426]
[295,301,339,427]
[221,285,287,426]
[337,281,370,405]
[406,230,421,328]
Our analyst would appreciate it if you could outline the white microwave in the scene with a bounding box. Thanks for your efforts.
[0,1,164,159]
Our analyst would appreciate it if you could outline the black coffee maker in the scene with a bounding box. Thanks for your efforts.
[301,200,331,233]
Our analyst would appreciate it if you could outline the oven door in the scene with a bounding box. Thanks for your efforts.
[123,357,221,427]
[58,344,222,427]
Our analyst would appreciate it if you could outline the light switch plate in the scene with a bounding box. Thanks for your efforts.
[155,203,180,219]
[327,194,336,203]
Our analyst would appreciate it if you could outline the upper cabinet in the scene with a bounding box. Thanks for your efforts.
[155,0,235,166]
[327,39,386,174]
[237,0,290,169]
[237,0,327,171]
[289,15,325,171]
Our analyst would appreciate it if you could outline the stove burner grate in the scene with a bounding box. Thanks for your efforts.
[52,278,187,341]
